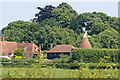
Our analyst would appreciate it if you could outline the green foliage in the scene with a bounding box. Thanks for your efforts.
[33,5,55,23]
[43,50,48,55]
[51,2,78,28]
[82,12,118,35]
[42,54,47,59]
[0,57,10,62]
[89,28,118,49]
[1,3,118,50]
[14,49,26,57]
[48,54,70,63]
[34,26,82,49]
[34,51,41,59]
[68,14,87,34]
[2,68,118,78]
[2,58,39,67]
[71,48,118,63]
[11,57,38,63]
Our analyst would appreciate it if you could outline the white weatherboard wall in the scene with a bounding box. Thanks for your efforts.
[0,56,11,60]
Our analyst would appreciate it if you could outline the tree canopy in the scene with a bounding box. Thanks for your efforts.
[1,2,118,50]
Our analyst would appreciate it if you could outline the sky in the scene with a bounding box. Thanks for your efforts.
[0,0,119,30]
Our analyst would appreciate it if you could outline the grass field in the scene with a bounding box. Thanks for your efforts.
[1,68,119,78]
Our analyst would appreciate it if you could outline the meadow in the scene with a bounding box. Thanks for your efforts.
[1,54,119,79]
[1,67,119,78]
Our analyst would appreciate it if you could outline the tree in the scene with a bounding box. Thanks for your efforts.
[89,28,118,49]
[82,12,118,35]
[68,14,87,34]
[51,2,78,28]
[1,3,118,50]
[33,5,55,23]
[14,49,26,58]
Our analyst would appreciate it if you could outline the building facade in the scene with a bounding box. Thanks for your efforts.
[47,44,78,59]
[0,36,43,58]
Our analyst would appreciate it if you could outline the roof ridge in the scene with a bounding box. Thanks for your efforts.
[56,44,72,46]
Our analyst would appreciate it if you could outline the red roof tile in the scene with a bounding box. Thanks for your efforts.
[47,44,78,53]
[0,41,17,55]
[79,37,91,48]
[0,41,42,57]
[17,43,34,51]
[23,51,36,58]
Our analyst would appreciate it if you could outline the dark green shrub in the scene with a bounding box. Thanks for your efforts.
[50,54,70,63]
[0,57,11,62]
[14,49,26,57]
[11,57,38,63]
[43,50,48,55]
[2,58,39,68]
[34,51,42,59]
[42,54,47,59]
[71,49,118,63]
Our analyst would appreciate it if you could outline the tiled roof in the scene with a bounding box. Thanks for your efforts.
[47,44,78,53]
[0,41,41,57]
[17,43,34,51]
[79,37,91,48]
[23,51,36,58]
[0,41,17,55]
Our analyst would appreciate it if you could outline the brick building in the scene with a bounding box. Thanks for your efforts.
[47,44,78,59]
[0,36,43,58]
[47,31,91,59]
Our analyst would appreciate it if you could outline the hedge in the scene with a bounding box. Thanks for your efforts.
[0,57,11,62]
[72,49,119,63]
[43,62,119,69]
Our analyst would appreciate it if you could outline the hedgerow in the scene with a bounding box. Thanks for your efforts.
[71,48,118,63]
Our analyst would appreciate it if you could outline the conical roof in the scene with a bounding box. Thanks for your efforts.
[79,31,91,48]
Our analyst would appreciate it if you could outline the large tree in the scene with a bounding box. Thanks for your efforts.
[1,3,118,50]
[33,5,55,23]
[81,12,118,35]
[89,27,118,49]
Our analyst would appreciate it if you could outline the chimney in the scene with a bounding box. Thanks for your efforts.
[22,41,25,43]
[39,44,41,54]
[50,43,53,49]
[2,35,4,42]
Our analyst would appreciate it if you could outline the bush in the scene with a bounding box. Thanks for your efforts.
[14,49,26,58]
[71,49,118,63]
[43,50,48,55]
[35,51,42,59]
[11,57,39,63]
[50,54,70,63]
[0,57,11,62]
[42,54,47,59]
[43,62,119,69]
[2,58,40,68]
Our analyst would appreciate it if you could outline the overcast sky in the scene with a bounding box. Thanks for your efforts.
[0,0,119,30]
